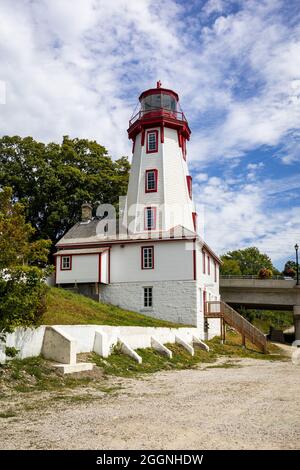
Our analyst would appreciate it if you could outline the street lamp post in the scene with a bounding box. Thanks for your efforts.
[295,244,299,286]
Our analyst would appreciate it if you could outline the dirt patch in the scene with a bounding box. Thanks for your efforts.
[0,357,299,450]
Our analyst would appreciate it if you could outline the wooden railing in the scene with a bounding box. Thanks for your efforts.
[205,300,267,353]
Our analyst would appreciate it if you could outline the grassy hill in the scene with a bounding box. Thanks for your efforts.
[40,287,186,328]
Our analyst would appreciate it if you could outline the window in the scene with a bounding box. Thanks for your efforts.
[146,130,158,153]
[145,169,158,193]
[214,261,217,282]
[61,255,72,270]
[186,175,192,199]
[144,287,153,308]
[202,251,206,274]
[141,246,154,269]
[144,207,156,230]
[207,256,210,275]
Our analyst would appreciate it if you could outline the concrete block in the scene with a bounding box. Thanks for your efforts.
[193,336,209,352]
[93,331,110,358]
[117,338,142,364]
[151,336,172,358]
[175,336,194,356]
[53,362,93,375]
[42,326,77,364]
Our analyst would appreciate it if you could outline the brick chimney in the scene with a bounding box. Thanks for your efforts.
[81,203,92,222]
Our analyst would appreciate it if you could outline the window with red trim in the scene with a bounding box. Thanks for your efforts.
[192,212,197,231]
[61,255,72,270]
[141,246,154,269]
[207,256,210,275]
[146,130,158,153]
[144,207,156,230]
[186,175,192,199]
[145,169,158,193]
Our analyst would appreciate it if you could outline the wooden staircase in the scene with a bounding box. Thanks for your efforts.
[205,300,267,353]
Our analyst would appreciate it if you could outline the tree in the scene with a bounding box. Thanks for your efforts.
[0,187,50,269]
[220,258,242,276]
[221,247,277,276]
[0,187,51,335]
[282,260,297,277]
[0,136,130,253]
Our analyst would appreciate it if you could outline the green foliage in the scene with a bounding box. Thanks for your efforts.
[220,258,241,275]
[0,186,51,269]
[0,187,51,334]
[221,246,278,276]
[0,266,49,334]
[236,307,293,333]
[0,136,130,251]
[282,260,296,278]
[4,346,19,358]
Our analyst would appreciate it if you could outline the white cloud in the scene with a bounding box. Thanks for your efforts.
[194,174,300,265]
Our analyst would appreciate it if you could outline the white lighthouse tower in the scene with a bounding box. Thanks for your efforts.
[126,81,196,235]
[55,82,221,336]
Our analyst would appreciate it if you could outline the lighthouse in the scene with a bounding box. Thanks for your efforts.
[126,81,196,235]
[55,83,221,336]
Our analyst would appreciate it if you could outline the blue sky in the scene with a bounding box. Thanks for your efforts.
[0,0,299,269]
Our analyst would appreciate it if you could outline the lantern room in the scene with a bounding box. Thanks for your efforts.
[139,81,178,113]
[128,81,191,141]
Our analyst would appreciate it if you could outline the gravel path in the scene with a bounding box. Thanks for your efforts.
[1,358,299,450]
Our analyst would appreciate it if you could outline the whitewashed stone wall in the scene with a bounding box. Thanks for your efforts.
[100,280,198,326]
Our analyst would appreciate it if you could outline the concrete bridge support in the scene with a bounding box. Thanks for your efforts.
[294,306,300,341]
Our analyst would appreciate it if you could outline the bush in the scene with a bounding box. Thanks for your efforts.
[258,267,273,279]
[283,267,295,278]
[0,266,49,337]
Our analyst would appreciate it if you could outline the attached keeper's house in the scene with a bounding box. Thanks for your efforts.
[55,83,221,338]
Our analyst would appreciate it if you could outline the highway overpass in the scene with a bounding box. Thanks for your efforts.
[219,277,300,340]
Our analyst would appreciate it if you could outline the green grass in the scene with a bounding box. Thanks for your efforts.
[40,287,186,328]
[90,331,287,378]
[1,356,96,394]
[206,331,286,361]
[90,343,215,378]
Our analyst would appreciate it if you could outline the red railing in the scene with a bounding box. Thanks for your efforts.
[129,108,187,127]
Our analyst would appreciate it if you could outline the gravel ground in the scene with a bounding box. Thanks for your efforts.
[1,357,299,450]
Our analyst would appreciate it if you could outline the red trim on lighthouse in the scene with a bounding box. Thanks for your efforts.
[192,212,197,231]
[145,169,158,193]
[141,129,145,146]
[141,245,155,270]
[186,176,192,199]
[146,130,158,153]
[177,129,182,147]
[60,255,72,271]
[132,137,136,154]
